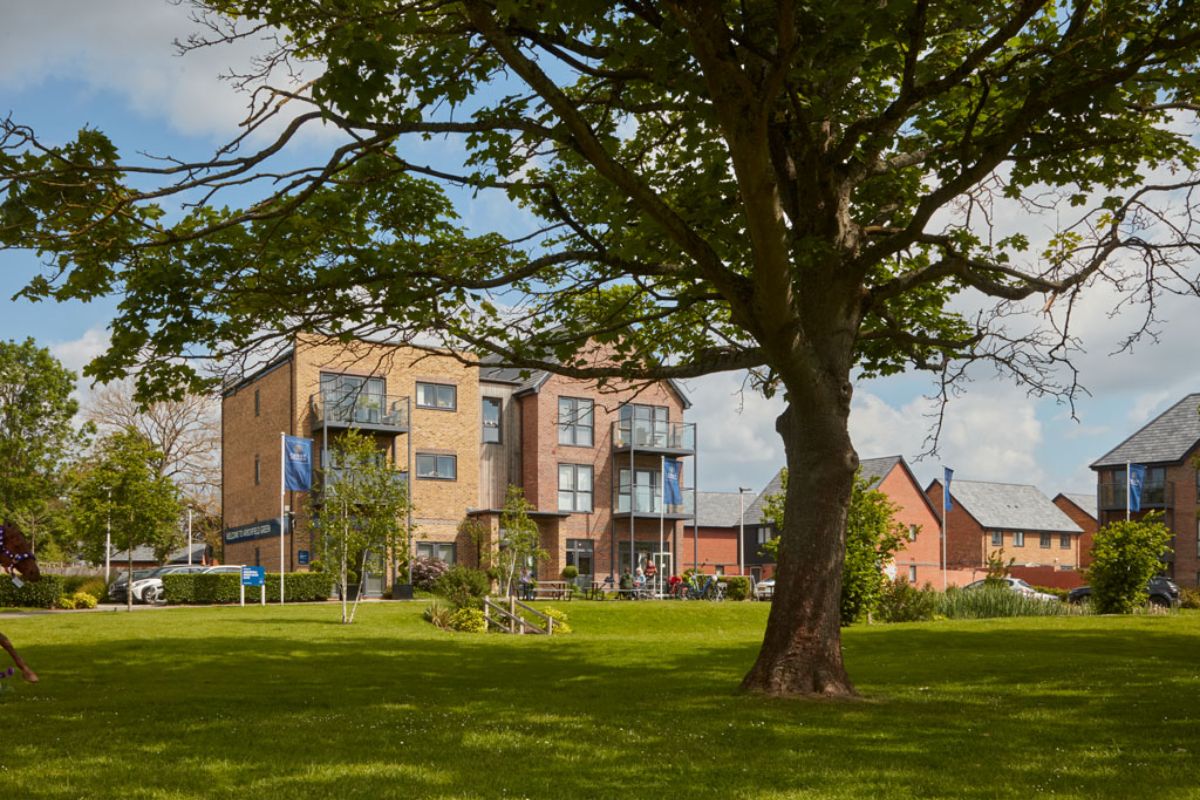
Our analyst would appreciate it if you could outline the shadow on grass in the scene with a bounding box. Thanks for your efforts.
[5,613,1200,799]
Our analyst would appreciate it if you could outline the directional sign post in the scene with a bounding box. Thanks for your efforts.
[241,565,266,607]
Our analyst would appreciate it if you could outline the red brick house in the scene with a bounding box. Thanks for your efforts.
[1090,392,1200,587]
[1052,493,1098,569]
[926,479,1085,589]
[740,455,942,584]
[684,490,757,576]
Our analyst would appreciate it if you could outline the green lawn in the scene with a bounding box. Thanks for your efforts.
[3,602,1199,799]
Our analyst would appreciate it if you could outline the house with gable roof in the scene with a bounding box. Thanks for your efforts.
[1052,493,1098,569]
[926,478,1085,589]
[1090,392,1200,586]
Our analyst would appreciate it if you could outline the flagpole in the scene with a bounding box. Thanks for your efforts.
[941,468,950,592]
[279,432,286,605]
[659,454,665,598]
[1126,460,1131,522]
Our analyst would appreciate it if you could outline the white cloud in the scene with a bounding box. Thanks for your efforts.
[684,372,785,493]
[48,325,111,408]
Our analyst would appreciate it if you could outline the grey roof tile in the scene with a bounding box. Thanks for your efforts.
[743,455,907,526]
[696,491,756,527]
[949,480,1082,533]
[1091,393,1200,468]
[744,469,785,525]
[1061,493,1098,520]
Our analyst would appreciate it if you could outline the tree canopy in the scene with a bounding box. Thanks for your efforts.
[5,1,1200,696]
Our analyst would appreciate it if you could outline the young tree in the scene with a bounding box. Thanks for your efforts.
[72,431,183,611]
[7,3,1200,695]
[496,486,547,598]
[1087,514,1173,614]
[0,338,88,533]
[761,469,905,625]
[313,429,410,624]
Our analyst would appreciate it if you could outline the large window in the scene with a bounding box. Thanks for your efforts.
[990,531,1002,547]
[565,539,594,578]
[557,397,594,446]
[619,403,669,447]
[1060,534,1071,549]
[482,396,502,443]
[558,464,594,512]
[416,381,457,411]
[1039,533,1052,549]
[1013,531,1025,547]
[320,373,387,423]
[416,453,457,480]
[416,541,456,563]
[617,468,661,514]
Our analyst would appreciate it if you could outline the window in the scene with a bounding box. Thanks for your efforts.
[254,454,261,485]
[565,539,594,577]
[254,389,260,417]
[990,531,1002,547]
[1060,534,1071,549]
[907,524,919,542]
[1014,531,1025,547]
[416,382,457,411]
[482,397,502,443]
[320,373,387,423]
[416,453,457,480]
[558,464,594,512]
[908,565,918,583]
[617,468,662,513]
[416,541,456,563]
[1040,533,1051,549]
[557,397,594,446]
[619,403,669,447]
[757,526,774,546]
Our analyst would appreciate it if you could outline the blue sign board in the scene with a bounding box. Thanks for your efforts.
[298,549,310,566]
[241,566,266,587]
[224,519,282,545]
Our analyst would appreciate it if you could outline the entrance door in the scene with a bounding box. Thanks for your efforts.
[653,551,673,596]
[362,551,385,596]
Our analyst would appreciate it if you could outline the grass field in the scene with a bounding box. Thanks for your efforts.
[2,602,1199,799]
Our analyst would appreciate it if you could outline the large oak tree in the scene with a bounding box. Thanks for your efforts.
[4,1,1200,696]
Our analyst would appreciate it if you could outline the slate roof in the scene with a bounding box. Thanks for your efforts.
[109,543,208,564]
[945,480,1082,533]
[1091,393,1200,468]
[1061,493,1098,520]
[477,355,692,408]
[742,456,911,527]
[695,491,756,528]
[859,456,902,489]
[743,469,785,526]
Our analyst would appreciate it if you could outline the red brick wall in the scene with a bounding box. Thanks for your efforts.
[1167,452,1199,587]
[926,481,986,572]
[693,526,739,572]
[880,466,943,587]
[1054,495,1098,569]
[1009,565,1086,590]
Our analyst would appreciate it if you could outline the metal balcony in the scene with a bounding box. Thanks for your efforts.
[615,485,695,519]
[311,391,409,433]
[1097,480,1174,511]
[612,420,695,454]
[320,468,409,494]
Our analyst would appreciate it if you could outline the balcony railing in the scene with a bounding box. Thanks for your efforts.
[615,485,695,516]
[311,391,409,431]
[321,467,409,493]
[1098,480,1174,511]
[612,420,696,452]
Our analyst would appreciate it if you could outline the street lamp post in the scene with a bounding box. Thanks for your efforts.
[738,487,753,576]
[186,506,193,566]
[104,487,112,584]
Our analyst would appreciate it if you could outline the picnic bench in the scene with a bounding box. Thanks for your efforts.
[530,580,573,600]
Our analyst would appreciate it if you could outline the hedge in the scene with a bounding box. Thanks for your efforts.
[0,575,65,608]
[163,572,334,604]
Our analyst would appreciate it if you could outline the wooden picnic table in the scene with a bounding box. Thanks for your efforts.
[530,580,573,600]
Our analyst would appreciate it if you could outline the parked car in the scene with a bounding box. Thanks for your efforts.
[202,565,247,575]
[1067,577,1180,608]
[964,577,1059,602]
[108,568,158,602]
[129,564,208,604]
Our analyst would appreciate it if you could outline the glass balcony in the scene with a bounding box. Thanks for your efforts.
[612,420,695,453]
[321,467,409,493]
[615,484,695,518]
[311,391,409,432]
[1098,481,1174,511]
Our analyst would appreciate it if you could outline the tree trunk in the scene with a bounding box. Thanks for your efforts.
[741,386,859,698]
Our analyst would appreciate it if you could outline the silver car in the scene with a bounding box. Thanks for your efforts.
[130,564,209,603]
[964,577,1059,602]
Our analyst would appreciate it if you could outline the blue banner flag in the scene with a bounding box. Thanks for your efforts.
[664,458,683,505]
[283,436,313,491]
[943,467,954,512]
[1128,463,1147,513]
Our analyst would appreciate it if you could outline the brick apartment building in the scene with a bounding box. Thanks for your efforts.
[926,478,1085,589]
[221,335,696,591]
[738,455,942,583]
[1090,392,1200,587]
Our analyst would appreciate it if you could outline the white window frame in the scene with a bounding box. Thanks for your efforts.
[558,464,594,512]
[557,397,594,447]
[482,396,502,444]
[416,381,457,411]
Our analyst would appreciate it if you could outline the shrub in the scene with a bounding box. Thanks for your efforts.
[56,594,76,609]
[1030,585,1069,601]
[540,606,572,634]
[0,574,65,608]
[1088,515,1174,614]
[74,577,109,600]
[448,606,486,633]
[877,579,938,623]
[1180,587,1200,610]
[561,565,579,581]
[423,599,453,629]
[937,587,1083,619]
[163,572,334,604]
[722,576,751,601]
[72,591,98,609]
[434,566,490,609]
[411,556,450,591]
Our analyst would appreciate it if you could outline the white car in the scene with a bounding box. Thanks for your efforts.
[202,565,247,575]
[129,564,208,603]
[964,577,1059,602]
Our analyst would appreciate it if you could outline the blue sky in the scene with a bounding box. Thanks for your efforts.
[3,2,1198,500]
